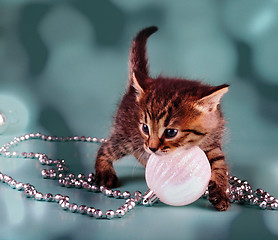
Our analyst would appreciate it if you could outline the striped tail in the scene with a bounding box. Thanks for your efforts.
[129,26,158,82]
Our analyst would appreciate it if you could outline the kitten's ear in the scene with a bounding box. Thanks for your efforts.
[195,84,229,112]
[131,71,145,101]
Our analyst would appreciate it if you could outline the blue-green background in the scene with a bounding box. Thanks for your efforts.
[0,1,278,240]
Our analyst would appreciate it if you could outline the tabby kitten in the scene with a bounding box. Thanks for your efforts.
[95,26,230,211]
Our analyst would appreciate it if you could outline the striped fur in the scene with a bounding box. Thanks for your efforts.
[95,27,230,211]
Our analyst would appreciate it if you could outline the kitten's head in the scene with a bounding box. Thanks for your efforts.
[131,72,229,155]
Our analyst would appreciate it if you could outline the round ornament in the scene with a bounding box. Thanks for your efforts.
[145,146,211,206]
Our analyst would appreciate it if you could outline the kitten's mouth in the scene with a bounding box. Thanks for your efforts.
[151,151,166,156]
[145,148,168,156]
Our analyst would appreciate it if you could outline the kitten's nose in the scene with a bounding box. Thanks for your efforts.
[149,147,158,153]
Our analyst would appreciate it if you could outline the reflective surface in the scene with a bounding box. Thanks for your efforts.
[1,1,278,240]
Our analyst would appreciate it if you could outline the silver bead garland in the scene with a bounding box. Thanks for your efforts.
[0,133,277,221]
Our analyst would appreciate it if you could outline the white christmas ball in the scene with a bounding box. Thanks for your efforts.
[145,146,211,206]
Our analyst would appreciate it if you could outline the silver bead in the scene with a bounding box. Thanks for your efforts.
[270,202,278,210]
[106,210,115,220]
[122,191,131,199]
[63,196,70,202]
[68,173,75,179]
[100,186,106,193]
[60,159,66,165]
[121,204,129,213]
[49,172,57,180]
[82,182,91,190]
[0,173,4,182]
[229,176,238,183]
[59,200,70,210]
[71,179,77,185]
[64,181,72,188]
[41,135,47,140]
[16,182,24,191]
[24,189,36,198]
[35,192,44,201]
[113,190,121,198]
[41,169,49,179]
[86,137,92,142]
[58,179,65,186]
[74,181,82,188]
[126,199,136,208]
[261,192,270,200]
[255,188,264,196]
[202,189,209,199]
[259,201,267,210]
[58,173,66,179]
[49,168,56,174]
[250,196,259,205]
[115,209,125,218]
[58,167,65,172]
[87,177,94,184]
[39,157,46,165]
[11,151,19,157]
[29,133,35,138]
[267,196,275,203]
[77,173,85,179]
[56,164,63,169]
[24,134,30,140]
[134,191,142,198]
[45,159,53,165]
[69,203,79,213]
[126,202,134,210]
[9,179,17,189]
[44,193,53,202]
[78,205,87,214]
[104,188,113,197]
[88,172,95,179]
[235,179,242,186]
[35,132,42,137]
[91,185,99,192]
[53,159,60,164]
[237,195,245,204]
[93,209,103,219]
[3,175,12,183]
[54,194,63,202]
[229,194,236,203]
[87,207,96,217]
[26,184,36,190]
[4,152,11,157]
[28,152,35,158]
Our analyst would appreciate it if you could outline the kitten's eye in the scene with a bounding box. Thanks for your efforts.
[142,124,149,135]
[164,129,178,138]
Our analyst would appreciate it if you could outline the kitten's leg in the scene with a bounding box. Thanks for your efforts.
[205,147,230,211]
[95,135,132,188]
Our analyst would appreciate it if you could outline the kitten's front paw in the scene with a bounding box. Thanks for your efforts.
[95,169,119,188]
[208,181,230,211]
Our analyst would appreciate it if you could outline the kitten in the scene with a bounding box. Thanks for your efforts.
[95,26,230,211]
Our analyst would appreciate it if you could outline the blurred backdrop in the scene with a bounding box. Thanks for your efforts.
[0,0,278,240]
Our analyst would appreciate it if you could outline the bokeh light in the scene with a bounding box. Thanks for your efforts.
[0,93,30,134]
